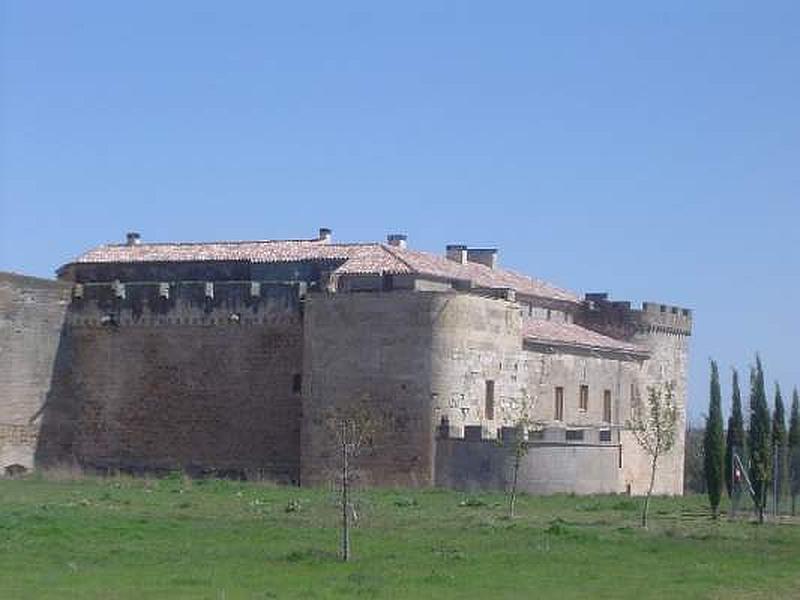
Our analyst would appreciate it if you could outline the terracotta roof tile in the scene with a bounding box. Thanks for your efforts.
[380,245,580,303]
[331,245,413,275]
[67,237,580,303]
[72,239,352,264]
[522,319,647,355]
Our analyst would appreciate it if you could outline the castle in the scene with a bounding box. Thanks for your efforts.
[0,228,691,494]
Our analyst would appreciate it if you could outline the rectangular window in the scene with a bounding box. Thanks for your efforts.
[603,389,612,423]
[599,429,612,442]
[554,386,564,421]
[579,385,589,412]
[485,380,495,420]
[566,429,584,441]
[630,383,640,417]
[292,373,302,394]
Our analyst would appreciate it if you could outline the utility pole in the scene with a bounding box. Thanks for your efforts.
[773,439,779,518]
[341,420,351,562]
[730,446,738,518]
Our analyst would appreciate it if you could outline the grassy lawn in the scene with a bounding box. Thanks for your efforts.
[1,475,798,599]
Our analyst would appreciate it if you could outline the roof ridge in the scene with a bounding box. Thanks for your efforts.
[103,238,325,248]
[494,264,578,296]
[100,239,387,249]
[379,244,420,274]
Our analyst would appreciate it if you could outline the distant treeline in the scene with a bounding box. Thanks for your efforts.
[687,357,799,521]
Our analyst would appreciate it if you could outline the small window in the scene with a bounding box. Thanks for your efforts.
[292,373,302,394]
[603,390,612,423]
[599,429,612,442]
[579,385,589,412]
[485,380,495,420]
[566,429,584,441]
[554,386,564,421]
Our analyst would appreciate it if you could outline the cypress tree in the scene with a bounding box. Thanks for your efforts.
[789,388,799,515]
[748,356,771,523]
[725,369,745,498]
[703,360,725,517]
[772,384,788,509]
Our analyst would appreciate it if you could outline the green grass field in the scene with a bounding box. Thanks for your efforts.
[1,475,798,599]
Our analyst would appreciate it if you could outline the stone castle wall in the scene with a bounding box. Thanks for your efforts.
[626,304,691,495]
[301,291,439,486]
[35,280,305,481]
[579,296,692,495]
[435,426,621,495]
[0,273,71,473]
[1,271,691,496]
[428,293,646,434]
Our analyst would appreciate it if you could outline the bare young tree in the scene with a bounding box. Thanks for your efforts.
[627,382,679,528]
[503,397,540,519]
[325,403,384,562]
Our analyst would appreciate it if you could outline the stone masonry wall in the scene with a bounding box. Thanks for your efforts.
[435,428,621,495]
[303,291,654,495]
[0,273,71,474]
[34,281,304,481]
[579,297,692,495]
[624,306,691,495]
[428,293,646,493]
[301,291,441,487]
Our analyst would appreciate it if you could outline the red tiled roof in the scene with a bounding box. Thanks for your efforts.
[331,245,413,275]
[66,237,580,303]
[71,239,354,264]
[522,319,647,355]
[380,245,579,303]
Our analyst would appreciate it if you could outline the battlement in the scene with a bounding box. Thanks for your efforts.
[66,280,305,328]
[438,423,618,446]
[580,293,692,338]
[435,423,623,495]
[638,301,693,333]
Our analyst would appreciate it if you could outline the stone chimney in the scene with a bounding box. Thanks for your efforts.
[126,232,141,246]
[318,227,332,243]
[445,244,468,264]
[466,248,498,269]
[386,234,407,249]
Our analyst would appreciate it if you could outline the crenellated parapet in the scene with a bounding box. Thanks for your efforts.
[66,280,305,328]
[435,423,624,494]
[437,423,619,446]
[638,301,692,336]
[579,293,692,340]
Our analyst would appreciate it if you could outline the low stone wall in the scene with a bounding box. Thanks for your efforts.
[434,426,623,495]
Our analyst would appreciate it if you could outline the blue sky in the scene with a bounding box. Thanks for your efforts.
[1,2,798,422]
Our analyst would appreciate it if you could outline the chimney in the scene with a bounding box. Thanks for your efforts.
[318,227,332,243]
[386,233,408,249]
[445,244,468,264]
[126,232,141,246]
[466,248,498,269]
